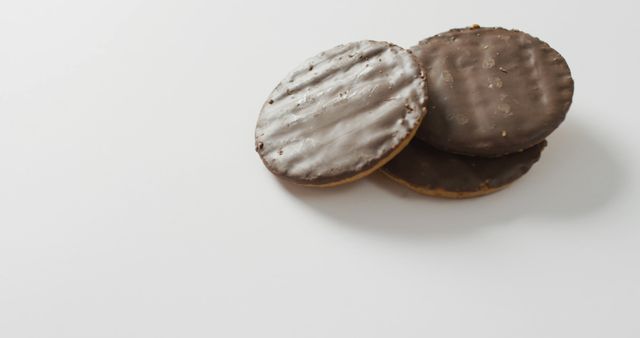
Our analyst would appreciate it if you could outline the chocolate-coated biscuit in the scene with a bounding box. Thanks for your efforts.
[381,139,547,198]
[411,26,573,157]
[256,40,428,187]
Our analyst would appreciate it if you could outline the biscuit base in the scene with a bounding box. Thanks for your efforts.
[381,170,510,199]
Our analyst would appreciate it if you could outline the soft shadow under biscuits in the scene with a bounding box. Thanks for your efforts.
[278,119,624,240]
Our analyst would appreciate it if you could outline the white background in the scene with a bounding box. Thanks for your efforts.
[1,0,639,337]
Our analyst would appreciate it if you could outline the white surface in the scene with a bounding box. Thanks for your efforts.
[0,1,639,337]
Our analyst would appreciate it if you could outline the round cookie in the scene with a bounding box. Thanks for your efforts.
[411,26,573,157]
[255,40,428,187]
[381,139,547,198]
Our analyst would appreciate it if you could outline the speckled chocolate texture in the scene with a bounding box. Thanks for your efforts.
[382,139,546,198]
[411,27,573,157]
[255,40,427,186]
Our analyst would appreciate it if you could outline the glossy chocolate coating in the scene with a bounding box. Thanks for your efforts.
[411,27,573,157]
[382,139,546,197]
[256,40,427,186]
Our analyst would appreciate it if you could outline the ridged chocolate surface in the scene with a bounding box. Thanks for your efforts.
[411,27,573,157]
[256,40,427,186]
[382,139,546,195]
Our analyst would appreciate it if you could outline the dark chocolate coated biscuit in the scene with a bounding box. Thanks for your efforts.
[411,26,573,157]
[256,40,427,187]
[382,139,546,198]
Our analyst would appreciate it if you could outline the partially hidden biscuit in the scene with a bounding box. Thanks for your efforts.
[411,26,573,157]
[381,139,547,198]
[256,40,428,187]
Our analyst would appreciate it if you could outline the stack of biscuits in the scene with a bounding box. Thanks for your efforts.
[255,25,574,198]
